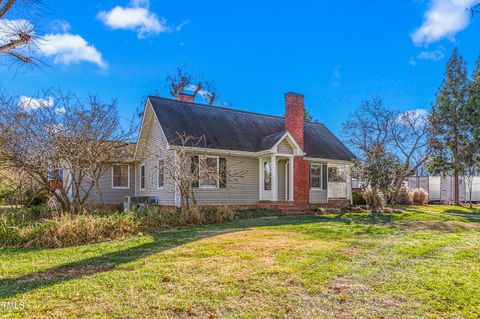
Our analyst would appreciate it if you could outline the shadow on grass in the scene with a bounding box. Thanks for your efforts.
[0,216,327,299]
[1,211,472,299]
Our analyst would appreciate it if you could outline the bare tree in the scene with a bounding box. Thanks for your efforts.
[0,90,137,213]
[144,132,246,211]
[165,65,218,105]
[390,110,430,203]
[0,0,43,65]
[342,98,396,158]
[343,98,430,204]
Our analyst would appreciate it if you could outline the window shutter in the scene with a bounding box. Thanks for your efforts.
[191,155,199,187]
[219,157,227,188]
[322,165,328,190]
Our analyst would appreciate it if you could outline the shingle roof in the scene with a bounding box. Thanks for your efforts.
[148,96,355,161]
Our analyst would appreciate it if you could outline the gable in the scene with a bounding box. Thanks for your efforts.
[134,100,169,161]
[277,139,293,154]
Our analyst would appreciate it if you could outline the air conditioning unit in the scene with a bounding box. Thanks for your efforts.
[124,196,159,211]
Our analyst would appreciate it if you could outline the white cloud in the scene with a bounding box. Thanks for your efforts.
[412,0,480,45]
[417,50,445,61]
[49,19,71,33]
[55,106,67,114]
[97,0,169,38]
[409,57,417,66]
[38,33,106,68]
[18,96,54,110]
[185,84,212,100]
[398,109,428,126]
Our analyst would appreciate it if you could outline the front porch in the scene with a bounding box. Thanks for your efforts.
[258,151,352,212]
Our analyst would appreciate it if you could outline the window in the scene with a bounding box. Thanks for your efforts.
[219,158,227,189]
[310,164,328,190]
[140,164,145,190]
[199,156,219,188]
[48,168,63,181]
[112,165,130,189]
[310,164,322,189]
[157,160,165,189]
[264,160,272,191]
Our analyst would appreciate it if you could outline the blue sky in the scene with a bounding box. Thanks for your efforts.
[1,0,480,136]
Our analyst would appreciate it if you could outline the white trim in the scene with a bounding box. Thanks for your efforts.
[271,154,277,201]
[134,99,172,161]
[284,160,288,201]
[305,157,353,165]
[199,155,220,189]
[139,163,146,191]
[289,157,294,201]
[309,163,323,190]
[157,159,165,190]
[172,145,258,157]
[111,164,130,189]
[258,158,263,200]
[270,131,304,156]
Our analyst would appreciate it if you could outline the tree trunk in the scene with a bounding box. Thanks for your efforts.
[454,170,460,205]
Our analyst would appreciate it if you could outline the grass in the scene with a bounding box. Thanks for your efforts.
[1,207,480,318]
[401,204,480,215]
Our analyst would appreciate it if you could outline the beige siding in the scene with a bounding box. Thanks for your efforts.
[277,139,293,154]
[277,160,287,200]
[309,189,327,203]
[193,155,259,205]
[81,165,135,206]
[135,102,176,206]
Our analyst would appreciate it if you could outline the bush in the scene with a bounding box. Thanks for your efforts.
[396,187,412,205]
[0,205,236,248]
[352,191,366,205]
[136,207,186,232]
[361,186,385,211]
[410,188,429,205]
[201,206,234,224]
[0,213,138,248]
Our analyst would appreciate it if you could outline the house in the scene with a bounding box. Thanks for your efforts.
[83,92,356,212]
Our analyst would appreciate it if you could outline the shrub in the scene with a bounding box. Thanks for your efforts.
[137,207,186,232]
[183,205,205,225]
[410,188,429,205]
[201,206,234,224]
[396,187,412,205]
[361,186,385,211]
[352,191,366,205]
[23,213,139,248]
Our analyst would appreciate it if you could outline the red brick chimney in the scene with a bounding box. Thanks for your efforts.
[285,93,304,149]
[285,92,309,205]
[176,93,195,103]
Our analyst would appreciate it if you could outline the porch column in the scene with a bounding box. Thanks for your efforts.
[271,154,277,201]
[348,164,353,204]
[289,158,294,201]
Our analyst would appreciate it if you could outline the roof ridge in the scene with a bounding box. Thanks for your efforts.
[147,95,324,126]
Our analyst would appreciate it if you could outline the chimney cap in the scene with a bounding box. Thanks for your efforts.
[285,92,304,97]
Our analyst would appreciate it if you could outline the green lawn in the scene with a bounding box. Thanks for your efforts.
[1,208,480,318]
[401,204,480,215]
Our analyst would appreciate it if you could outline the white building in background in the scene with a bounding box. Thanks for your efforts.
[406,175,480,203]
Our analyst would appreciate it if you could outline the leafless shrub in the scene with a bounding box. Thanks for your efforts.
[0,89,138,213]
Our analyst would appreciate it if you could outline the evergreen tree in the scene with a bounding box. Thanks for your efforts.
[427,48,470,205]
[463,56,480,207]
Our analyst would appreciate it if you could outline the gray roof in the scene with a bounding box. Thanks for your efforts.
[148,96,355,161]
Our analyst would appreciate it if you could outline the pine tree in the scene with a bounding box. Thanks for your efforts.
[427,48,470,205]
[463,56,480,207]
